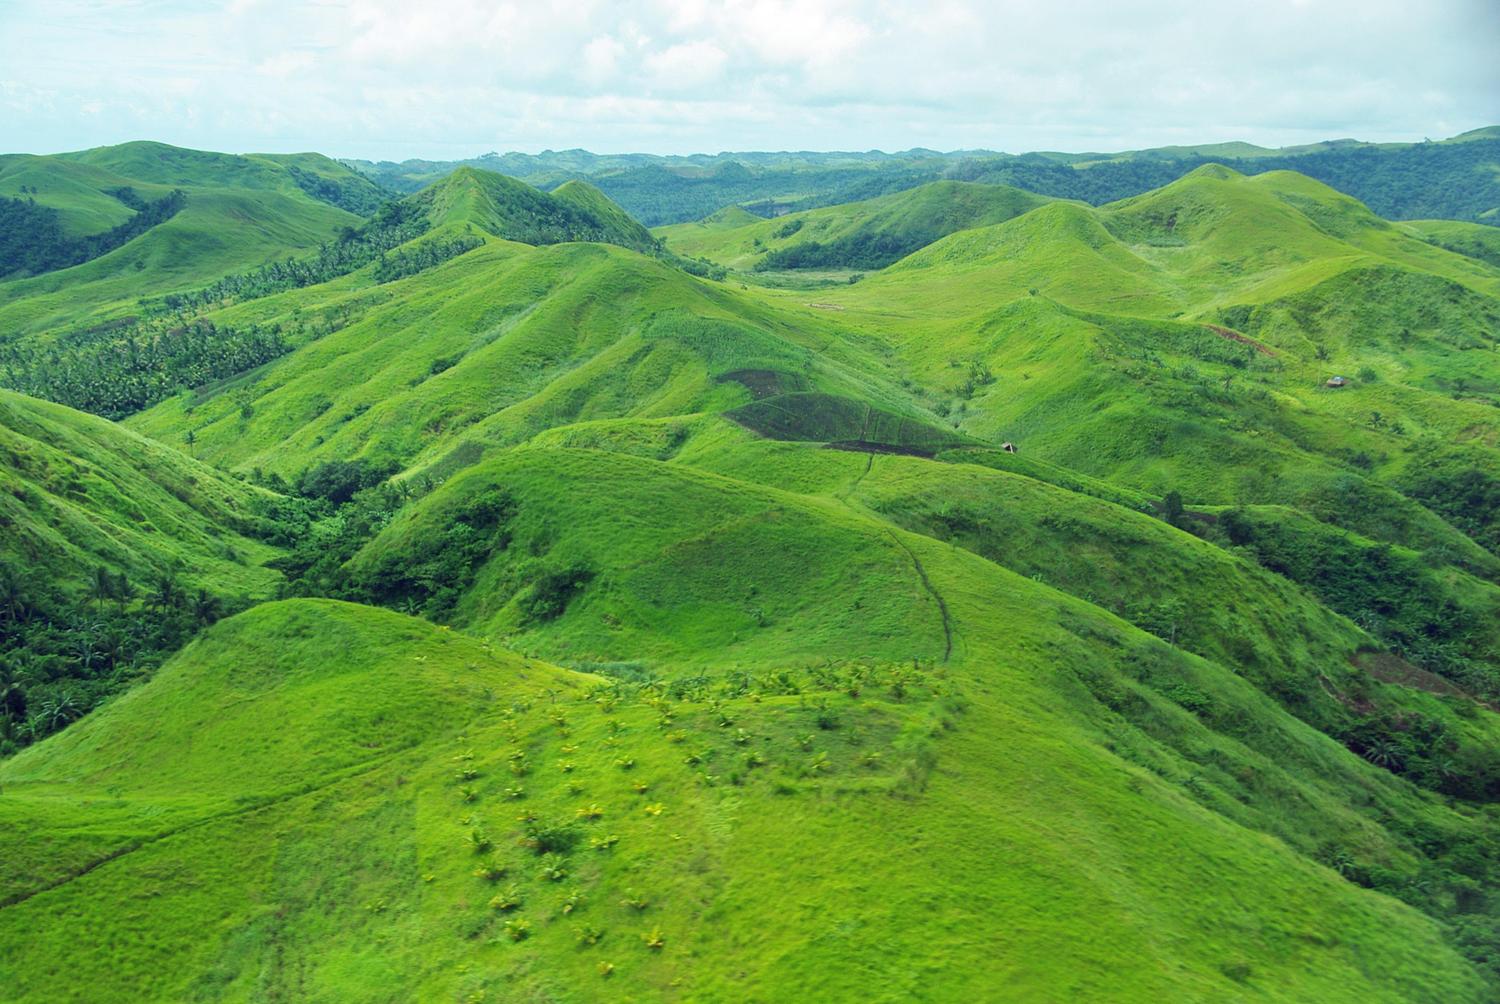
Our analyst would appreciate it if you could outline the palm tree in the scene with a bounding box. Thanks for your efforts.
[151,573,178,612]
[113,573,134,613]
[33,691,82,735]
[191,589,220,626]
[91,565,114,613]
[1362,736,1406,770]
[0,667,27,724]
[0,566,24,624]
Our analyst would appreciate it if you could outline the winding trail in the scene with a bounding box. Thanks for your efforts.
[884,529,953,662]
[0,747,415,911]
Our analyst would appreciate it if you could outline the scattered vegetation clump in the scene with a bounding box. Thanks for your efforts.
[1212,508,1498,700]
[371,234,484,283]
[518,564,596,624]
[161,198,430,313]
[1397,449,1500,557]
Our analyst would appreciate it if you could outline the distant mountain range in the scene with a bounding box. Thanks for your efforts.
[343,126,1500,226]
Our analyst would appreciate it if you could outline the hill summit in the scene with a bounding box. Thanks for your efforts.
[405,166,659,252]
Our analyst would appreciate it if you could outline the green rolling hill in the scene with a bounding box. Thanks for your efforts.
[410,167,659,252]
[2,145,1499,1000]
[0,142,383,337]
[654,180,1052,271]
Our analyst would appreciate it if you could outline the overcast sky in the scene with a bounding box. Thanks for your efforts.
[2,0,1496,160]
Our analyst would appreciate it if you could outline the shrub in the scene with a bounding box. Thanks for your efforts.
[814,699,840,730]
[473,858,509,882]
[519,563,595,623]
[522,819,581,855]
[489,886,523,911]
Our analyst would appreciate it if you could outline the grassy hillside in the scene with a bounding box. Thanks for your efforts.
[655,180,1052,271]
[0,143,375,338]
[409,167,658,252]
[2,149,1500,999]
[1408,219,1500,270]
[0,388,287,754]
[0,389,280,597]
[2,587,1492,1000]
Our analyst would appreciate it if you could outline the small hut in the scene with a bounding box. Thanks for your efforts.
[1001,442,1018,453]
[1326,375,1347,388]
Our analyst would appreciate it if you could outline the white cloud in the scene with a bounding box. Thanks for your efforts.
[0,0,1493,157]
[581,35,626,85]
[256,51,314,78]
[644,40,729,89]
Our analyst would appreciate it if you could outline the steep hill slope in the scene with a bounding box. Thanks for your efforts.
[0,388,287,754]
[0,389,280,599]
[123,240,920,477]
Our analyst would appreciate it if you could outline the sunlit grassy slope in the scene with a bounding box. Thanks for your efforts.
[1406,218,1500,270]
[0,389,281,597]
[3,161,1500,1000]
[0,587,1488,1001]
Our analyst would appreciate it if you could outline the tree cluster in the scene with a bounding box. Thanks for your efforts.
[1,319,289,420]
[0,188,186,278]
[0,561,235,755]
